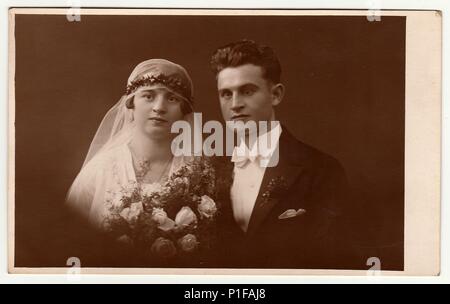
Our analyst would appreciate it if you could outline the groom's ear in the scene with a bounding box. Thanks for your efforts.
[270,83,285,106]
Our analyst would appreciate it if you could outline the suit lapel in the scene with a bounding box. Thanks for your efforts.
[215,156,237,228]
[246,130,303,237]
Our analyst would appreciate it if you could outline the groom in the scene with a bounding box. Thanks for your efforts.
[211,39,356,269]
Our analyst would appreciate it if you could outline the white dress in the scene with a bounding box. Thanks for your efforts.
[66,143,186,227]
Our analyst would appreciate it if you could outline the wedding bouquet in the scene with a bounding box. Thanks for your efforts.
[101,158,219,263]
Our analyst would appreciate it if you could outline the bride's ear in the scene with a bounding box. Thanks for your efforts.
[126,96,135,109]
[125,96,135,121]
[126,108,134,122]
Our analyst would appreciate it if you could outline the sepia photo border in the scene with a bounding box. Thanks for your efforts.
[7,8,441,276]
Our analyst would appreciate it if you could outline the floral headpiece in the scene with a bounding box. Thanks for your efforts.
[126,73,193,104]
[125,59,194,106]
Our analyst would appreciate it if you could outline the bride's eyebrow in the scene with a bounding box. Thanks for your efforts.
[138,89,156,93]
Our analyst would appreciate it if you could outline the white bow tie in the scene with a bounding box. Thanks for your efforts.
[231,154,256,168]
[231,151,271,168]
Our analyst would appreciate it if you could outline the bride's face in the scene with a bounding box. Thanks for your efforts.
[132,85,185,140]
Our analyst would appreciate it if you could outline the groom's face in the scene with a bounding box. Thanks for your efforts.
[217,64,278,127]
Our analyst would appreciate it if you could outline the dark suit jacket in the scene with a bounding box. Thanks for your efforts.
[212,127,357,269]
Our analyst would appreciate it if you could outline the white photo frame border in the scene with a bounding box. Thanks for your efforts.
[6,8,441,277]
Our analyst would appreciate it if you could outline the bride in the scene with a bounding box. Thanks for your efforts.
[66,59,218,264]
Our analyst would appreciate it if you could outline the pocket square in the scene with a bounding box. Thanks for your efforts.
[278,208,306,219]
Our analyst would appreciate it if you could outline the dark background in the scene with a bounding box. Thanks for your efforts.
[14,13,405,269]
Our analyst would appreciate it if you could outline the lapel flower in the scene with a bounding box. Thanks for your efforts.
[261,176,288,205]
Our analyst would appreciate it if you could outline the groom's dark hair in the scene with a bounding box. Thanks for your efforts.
[210,39,282,84]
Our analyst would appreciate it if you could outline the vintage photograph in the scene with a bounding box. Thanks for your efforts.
[8,9,441,274]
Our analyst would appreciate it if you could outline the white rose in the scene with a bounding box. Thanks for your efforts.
[116,234,133,245]
[101,213,128,236]
[151,208,175,231]
[122,181,138,197]
[119,202,143,225]
[197,195,217,219]
[105,189,124,209]
[177,234,199,253]
[151,237,177,258]
[172,177,184,187]
[175,206,197,228]
[141,183,164,197]
[111,197,122,209]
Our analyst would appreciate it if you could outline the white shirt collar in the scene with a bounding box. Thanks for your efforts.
[232,122,283,163]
